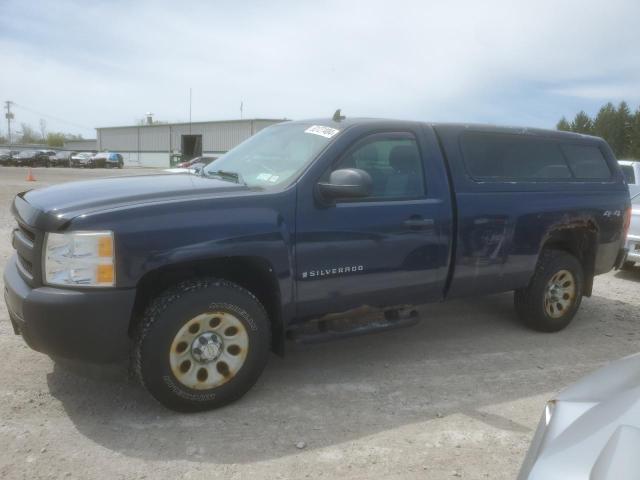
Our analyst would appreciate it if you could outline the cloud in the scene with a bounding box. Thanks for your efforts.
[0,0,639,138]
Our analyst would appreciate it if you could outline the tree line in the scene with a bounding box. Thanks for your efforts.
[0,120,84,147]
[557,101,640,159]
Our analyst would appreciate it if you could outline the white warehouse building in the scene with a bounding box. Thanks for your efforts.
[96,118,286,168]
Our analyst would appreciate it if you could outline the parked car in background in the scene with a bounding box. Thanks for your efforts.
[619,160,640,197]
[176,155,217,169]
[40,150,57,165]
[0,149,19,166]
[12,150,51,167]
[619,160,639,184]
[50,151,74,167]
[93,152,124,169]
[70,152,95,168]
[622,191,640,269]
[0,150,24,166]
[0,150,8,165]
[519,352,640,480]
[91,152,107,168]
[106,152,124,168]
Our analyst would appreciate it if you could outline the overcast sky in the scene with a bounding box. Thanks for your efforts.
[1,0,639,138]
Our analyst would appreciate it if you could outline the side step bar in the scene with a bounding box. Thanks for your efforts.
[287,307,420,345]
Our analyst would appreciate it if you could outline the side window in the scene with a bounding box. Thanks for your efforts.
[460,132,571,180]
[331,133,425,199]
[561,144,611,179]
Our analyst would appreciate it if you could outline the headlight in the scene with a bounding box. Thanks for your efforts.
[44,231,115,287]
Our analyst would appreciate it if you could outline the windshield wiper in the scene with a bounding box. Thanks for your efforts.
[204,169,246,185]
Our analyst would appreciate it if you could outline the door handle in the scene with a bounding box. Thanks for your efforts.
[403,217,434,229]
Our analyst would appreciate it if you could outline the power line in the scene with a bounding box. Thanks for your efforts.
[11,102,92,131]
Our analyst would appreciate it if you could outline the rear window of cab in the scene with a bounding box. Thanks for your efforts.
[460,132,612,182]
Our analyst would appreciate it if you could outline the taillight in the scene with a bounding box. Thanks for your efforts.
[623,206,632,239]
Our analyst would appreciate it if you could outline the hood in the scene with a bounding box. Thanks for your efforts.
[521,353,640,480]
[20,173,253,226]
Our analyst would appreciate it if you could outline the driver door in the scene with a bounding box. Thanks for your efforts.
[294,129,451,318]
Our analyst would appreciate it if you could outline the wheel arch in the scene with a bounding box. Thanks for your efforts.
[539,221,599,296]
[129,255,285,355]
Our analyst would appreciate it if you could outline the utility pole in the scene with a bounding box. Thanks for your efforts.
[240,101,243,119]
[4,101,13,145]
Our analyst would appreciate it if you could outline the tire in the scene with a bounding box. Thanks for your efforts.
[133,278,271,412]
[621,261,635,270]
[514,249,583,332]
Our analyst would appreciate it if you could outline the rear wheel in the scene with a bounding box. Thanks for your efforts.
[133,278,271,412]
[514,249,583,332]
[621,261,635,270]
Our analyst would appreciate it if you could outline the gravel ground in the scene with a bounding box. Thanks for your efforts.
[0,166,638,480]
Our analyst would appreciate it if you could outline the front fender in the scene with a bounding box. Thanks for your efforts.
[69,192,297,311]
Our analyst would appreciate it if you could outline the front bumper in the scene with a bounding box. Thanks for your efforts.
[625,235,640,263]
[3,254,136,363]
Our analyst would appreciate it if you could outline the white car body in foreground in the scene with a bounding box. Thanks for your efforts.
[519,353,640,480]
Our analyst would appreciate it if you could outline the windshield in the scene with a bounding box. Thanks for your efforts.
[202,122,339,187]
[18,150,35,157]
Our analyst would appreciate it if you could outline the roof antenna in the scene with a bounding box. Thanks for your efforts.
[332,109,345,122]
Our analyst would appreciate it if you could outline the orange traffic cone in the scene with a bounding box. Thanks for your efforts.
[26,168,36,182]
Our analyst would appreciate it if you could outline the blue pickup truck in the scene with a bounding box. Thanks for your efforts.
[4,116,631,411]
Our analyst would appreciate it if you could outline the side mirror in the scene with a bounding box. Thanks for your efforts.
[317,168,372,201]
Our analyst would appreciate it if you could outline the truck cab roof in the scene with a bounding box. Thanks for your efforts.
[290,117,602,143]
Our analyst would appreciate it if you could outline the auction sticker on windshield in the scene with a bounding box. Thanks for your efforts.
[305,125,340,138]
[256,173,280,183]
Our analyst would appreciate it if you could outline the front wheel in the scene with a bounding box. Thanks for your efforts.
[133,278,271,412]
[514,249,583,332]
